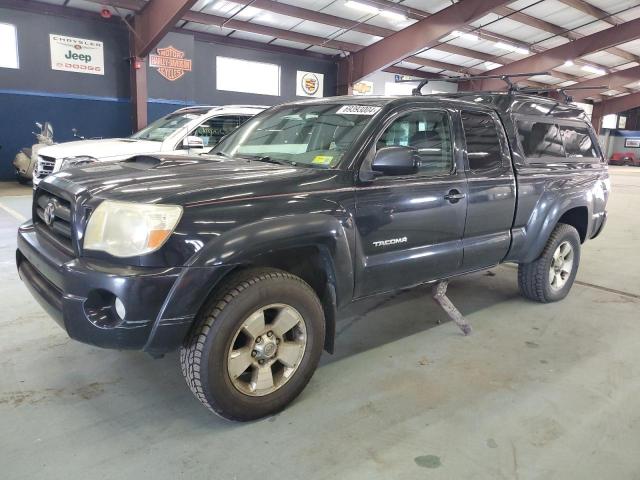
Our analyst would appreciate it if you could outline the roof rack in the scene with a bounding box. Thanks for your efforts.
[410,71,550,96]
[517,85,608,103]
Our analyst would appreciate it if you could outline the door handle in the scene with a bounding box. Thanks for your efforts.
[444,189,465,203]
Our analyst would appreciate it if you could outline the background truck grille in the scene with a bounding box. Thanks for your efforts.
[34,190,74,254]
[37,155,56,178]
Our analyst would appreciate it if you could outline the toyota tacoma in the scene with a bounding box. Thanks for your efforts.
[17,92,609,421]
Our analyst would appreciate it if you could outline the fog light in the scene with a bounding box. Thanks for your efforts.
[114,297,126,320]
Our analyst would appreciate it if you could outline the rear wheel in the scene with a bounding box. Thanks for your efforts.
[179,268,325,421]
[518,223,581,303]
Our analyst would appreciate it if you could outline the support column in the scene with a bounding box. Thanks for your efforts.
[129,27,147,132]
[591,102,603,134]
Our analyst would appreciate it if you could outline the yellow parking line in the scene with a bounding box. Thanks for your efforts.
[0,202,27,222]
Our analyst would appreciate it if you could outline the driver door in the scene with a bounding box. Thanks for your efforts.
[354,108,468,297]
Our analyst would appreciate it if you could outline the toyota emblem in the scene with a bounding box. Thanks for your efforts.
[43,201,56,226]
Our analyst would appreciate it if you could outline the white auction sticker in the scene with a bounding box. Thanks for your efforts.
[336,105,381,115]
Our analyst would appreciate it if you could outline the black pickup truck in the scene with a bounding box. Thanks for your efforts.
[17,92,609,420]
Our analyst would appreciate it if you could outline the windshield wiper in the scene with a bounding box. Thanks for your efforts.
[243,155,291,166]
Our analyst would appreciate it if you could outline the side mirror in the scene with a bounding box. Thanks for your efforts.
[371,146,419,176]
[183,136,205,149]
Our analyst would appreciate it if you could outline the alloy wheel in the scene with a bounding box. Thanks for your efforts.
[227,304,307,396]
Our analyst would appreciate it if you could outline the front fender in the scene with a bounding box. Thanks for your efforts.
[190,213,355,304]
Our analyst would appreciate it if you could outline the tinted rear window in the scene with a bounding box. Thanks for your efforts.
[561,125,598,158]
[517,121,565,158]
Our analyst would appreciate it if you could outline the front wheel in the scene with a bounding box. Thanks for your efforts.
[179,268,325,421]
[518,223,581,303]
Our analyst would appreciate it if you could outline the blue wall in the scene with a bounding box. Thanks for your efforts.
[0,91,132,178]
[0,6,131,180]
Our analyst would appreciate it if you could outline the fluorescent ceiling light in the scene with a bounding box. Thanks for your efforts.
[380,9,407,21]
[452,30,480,42]
[345,1,379,14]
[484,61,503,70]
[581,64,606,75]
[564,60,575,66]
[345,1,406,21]
[495,42,529,55]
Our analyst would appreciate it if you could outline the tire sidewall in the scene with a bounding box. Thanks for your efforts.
[542,227,581,302]
[200,274,325,420]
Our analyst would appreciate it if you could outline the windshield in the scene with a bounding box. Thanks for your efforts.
[211,104,381,168]
[130,112,197,142]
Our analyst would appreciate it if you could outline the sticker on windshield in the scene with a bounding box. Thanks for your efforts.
[336,105,381,115]
[312,155,333,165]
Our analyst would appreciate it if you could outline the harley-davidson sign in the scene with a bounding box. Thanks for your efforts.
[149,46,192,81]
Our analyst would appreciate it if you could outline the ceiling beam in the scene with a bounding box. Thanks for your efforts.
[557,0,624,25]
[134,0,198,57]
[567,66,640,102]
[182,10,362,52]
[337,0,511,85]
[479,17,640,90]
[494,5,639,63]
[594,91,640,116]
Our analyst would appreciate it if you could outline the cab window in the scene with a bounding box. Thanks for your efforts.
[461,111,503,171]
[377,110,452,175]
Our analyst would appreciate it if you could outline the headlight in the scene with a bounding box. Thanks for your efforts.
[61,156,96,169]
[84,200,183,257]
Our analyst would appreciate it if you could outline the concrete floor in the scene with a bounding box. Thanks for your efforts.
[1,168,639,479]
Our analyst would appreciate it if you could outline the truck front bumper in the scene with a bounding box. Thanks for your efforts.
[16,222,226,355]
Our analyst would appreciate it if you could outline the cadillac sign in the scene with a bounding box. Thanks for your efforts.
[296,71,324,98]
[149,46,192,81]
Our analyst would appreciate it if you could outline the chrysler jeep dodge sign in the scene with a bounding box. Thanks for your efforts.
[50,34,104,75]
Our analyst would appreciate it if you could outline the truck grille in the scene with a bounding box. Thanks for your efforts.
[37,155,57,179]
[34,190,74,254]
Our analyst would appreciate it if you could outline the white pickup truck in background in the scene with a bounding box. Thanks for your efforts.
[33,104,266,188]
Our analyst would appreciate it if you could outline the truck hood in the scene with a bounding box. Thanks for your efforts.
[38,138,161,160]
[45,154,341,206]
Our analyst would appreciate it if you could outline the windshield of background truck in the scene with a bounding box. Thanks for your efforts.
[211,104,381,168]
[130,112,197,142]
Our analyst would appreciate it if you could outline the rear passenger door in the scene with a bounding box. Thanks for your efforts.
[459,110,516,270]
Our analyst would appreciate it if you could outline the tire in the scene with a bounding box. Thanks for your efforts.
[179,268,325,421]
[518,223,581,303]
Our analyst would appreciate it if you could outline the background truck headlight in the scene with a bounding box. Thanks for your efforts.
[84,200,183,257]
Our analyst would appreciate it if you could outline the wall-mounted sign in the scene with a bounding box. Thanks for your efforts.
[149,45,192,81]
[624,138,640,148]
[353,81,374,95]
[296,71,324,98]
[49,34,104,75]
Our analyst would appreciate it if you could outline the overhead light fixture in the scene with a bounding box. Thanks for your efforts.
[484,61,503,70]
[581,64,606,75]
[345,1,406,21]
[495,41,530,55]
[564,60,575,66]
[452,30,480,42]
[380,9,407,21]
